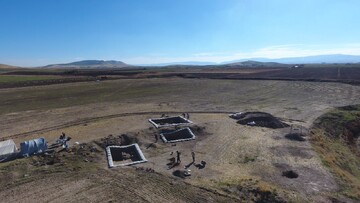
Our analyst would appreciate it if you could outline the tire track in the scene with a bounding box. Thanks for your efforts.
[3,111,234,140]
[3,111,305,141]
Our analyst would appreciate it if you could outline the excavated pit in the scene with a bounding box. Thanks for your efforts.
[160,127,196,143]
[106,144,147,168]
[149,116,193,128]
[235,112,289,129]
[282,170,299,179]
[285,133,306,141]
[285,125,308,141]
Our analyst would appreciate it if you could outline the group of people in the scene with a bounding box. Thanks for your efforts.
[169,150,189,164]
[168,150,204,170]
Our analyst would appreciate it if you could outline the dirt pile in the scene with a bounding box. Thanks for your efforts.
[54,142,104,164]
[94,134,139,149]
[235,112,289,129]
[31,153,62,166]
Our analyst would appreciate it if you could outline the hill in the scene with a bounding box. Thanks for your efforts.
[138,54,360,66]
[224,54,360,64]
[226,60,289,68]
[140,61,217,66]
[43,60,130,69]
[0,64,20,69]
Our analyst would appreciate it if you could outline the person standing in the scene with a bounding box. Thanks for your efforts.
[191,151,195,163]
[176,151,181,163]
[154,133,158,143]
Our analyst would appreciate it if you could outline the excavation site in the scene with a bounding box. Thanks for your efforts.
[149,116,193,128]
[106,144,147,167]
[1,76,360,203]
[160,127,196,143]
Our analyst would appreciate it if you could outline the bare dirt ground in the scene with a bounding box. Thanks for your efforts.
[0,78,360,202]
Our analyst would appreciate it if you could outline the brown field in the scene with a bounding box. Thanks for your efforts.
[0,75,360,202]
[2,66,360,88]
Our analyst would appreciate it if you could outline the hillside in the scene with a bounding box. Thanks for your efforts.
[311,105,360,200]
[0,64,20,69]
[226,60,289,68]
[43,60,130,69]
[224,54,360,65]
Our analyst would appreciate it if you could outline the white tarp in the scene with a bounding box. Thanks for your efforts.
[0,139,17,157]
[20,138,47,157]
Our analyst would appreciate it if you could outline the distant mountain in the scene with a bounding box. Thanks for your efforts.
[224,54,360,64]
[139,61,217,66]
[139,54,360,66]
[0,64,20,69]
[226,60,288,67]
[6,54,360,69]
[44,60,130,69]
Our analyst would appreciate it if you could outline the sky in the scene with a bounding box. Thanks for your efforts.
[1,0,360,66]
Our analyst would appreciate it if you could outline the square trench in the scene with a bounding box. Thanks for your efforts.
[148,116,193,128]
[106,144,147,168]
[160,127,196,143]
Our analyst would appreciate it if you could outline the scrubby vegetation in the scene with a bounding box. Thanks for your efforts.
[211,178,288,203]
[311,105,360,200]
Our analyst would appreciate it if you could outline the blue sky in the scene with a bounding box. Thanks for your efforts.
[1,0,360,66]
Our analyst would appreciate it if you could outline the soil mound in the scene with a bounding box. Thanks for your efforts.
[236,112,289,129]
[95,134,139,149]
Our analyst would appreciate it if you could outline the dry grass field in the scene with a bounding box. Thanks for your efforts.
[0,77,360,202]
